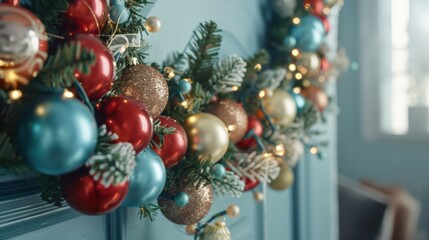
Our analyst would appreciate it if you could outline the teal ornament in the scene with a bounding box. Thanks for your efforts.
[122,148,166,207]
[16,96,97,175]
[290,15,324,52]
[282,36,297,50]
[110,4,130,24]
[213,164,226,179]
[289,91,306,114]
[178,79,192,94]
[174,192,189,207]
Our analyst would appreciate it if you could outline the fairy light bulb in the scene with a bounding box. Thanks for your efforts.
[291,48,300,57]
[63,89,74,98]
[292,17,301,25]
[8,89,22,100]
[254,63,262,71]
[288,64,297,71]
[295,72,303,80]
[293,87,301,94]
[274,144,286,157]
[310,147,318,155]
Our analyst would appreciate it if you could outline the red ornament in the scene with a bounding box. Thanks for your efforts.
[0,3,48,90]
[236,116,263,150]
[68,34,115,100]
[96,96,153,154]
[318,15,331,33]
[63,0,109,36]
[304,0,324,15]
[301,86,329,112]
[320,57,331,71]
[61,167,129,215]
[152,116,188,168]
[243,177,260,192]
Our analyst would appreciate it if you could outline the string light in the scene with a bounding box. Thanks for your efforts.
[274,144,285,157]
[164,67,175,80]
[254,63,262,71]
[310,147,318,155]
[304,3,312,11]
[227,124,237,132]
[295,72,303,80]
[286,72,293,80]
[292,17,301,25]
[303,79,311,87]
[258,90,266,98]
[298,66,308,75]
[293,87,301,94]
[291,48,300,57]
[231,85,240,91]
[8,89,22,100]
[288,64,297,71]
[318,76,327,83]
[63,89,74,98]
[323,7,331,15]
[181,100,189,108]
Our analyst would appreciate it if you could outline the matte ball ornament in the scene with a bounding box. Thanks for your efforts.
[204,99,248,143]
[16,96,97,175]
[152,116,187,168]
[269,161,294,191]
[226,204,240,217]
[282,36,297,50]
[116,64,169,118]
[290,15,324,52]
[61,167,129,215]
[95,96,153,153]
[158,180,213,225]
[236,116,263,150]
[63,0,109,36]
[296,52,321,78]
[121,148,166,207]
[69,34,115,100]
[253,192,264,202]
[110,4,130,24]
[183,113,229,163]
[289,91,306,114]
[0,4,48,90]
[144,16,162,33]
[300,86,329,112]
[260,89,297,127]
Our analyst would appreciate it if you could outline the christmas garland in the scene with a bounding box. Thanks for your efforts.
[0,0,348,239]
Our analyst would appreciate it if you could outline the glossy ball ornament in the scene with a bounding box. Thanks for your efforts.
[64,0,109,36]
[144,16,162,33]
[282,36,297,50]
[183,113,229,163]
[212,164,226,179]
[205,99,248,143]
[236,116,263,150]
[243,177,260,191]
[69,34,115,100]
[61,167,129,215]
[290,15,324,52]
[16,96,97,175]
[158,180,213,225]
[300,86,329,112]
[269,161,294,191]
[0,4,48,90]
[296,52,321,78]
[304,0,324,15]
[116,64,169,118]
[152,116,187,168]
[260,89,297,127]
[122,148,166,207]
[200,220,231,240]
[289,91,306,114]
[96,96,153,153]
[110,4,130,24]
[178,79,192,94]
[186,224,197,235]
[174,192,189,207]
[253,192,264,202]
[226,204,240,217]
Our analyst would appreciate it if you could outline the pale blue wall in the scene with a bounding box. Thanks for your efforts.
[337,0,429,233]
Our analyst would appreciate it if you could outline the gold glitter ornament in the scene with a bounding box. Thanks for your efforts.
[158,180,213,225]
[269,161,294,191]
[183,113,229,163]
[296,52,321,78]
[204,99,248,143]
[199,219,231,240]
[144,16,161,33]
[116,64,168,118]
[259,89,297,127]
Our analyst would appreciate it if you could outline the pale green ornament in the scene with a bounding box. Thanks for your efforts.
[199,219,231,240]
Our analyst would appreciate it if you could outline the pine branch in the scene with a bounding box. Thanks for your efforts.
[149,118,176,150]
[302,103,318,131]
[38,174,64,207]
[86,125,136,187]
[167,157,214,190]
[187,82,213,112]
[245,49,270,79]
[212,171,244,197]
[209,54,247,93]
[138,203,161,222]
[38,42,96,88]
[255,68,287,89]
[163,52,189,73]
[0,131,30,174]
[186,21,222,85]
[119,0,152,38]
[227,152,280,183]
[21,0,69,35]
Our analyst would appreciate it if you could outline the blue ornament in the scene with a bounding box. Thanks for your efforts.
[212,164,226,179]
[289,91,306,114]
[110,4,130,24]
[178,79,192,94]
[122,148,166,207]
[282,36,297,50]
[290,15,324,52]
[174,192,189,207]
[16,96,97,175]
